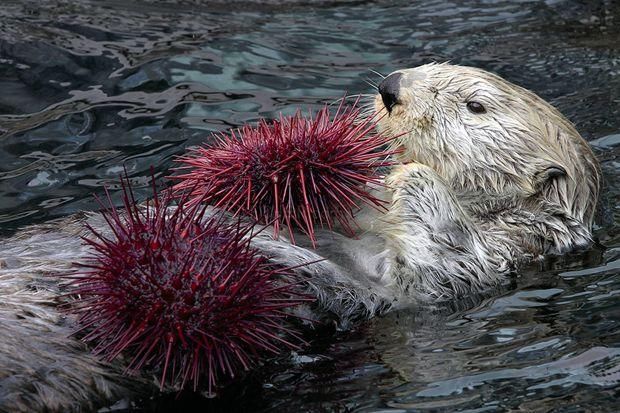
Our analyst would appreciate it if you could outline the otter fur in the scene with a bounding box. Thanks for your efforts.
[0,63,601,412]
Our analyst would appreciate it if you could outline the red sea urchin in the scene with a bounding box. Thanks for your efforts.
[68,177,305,393]
[172,102,396,246]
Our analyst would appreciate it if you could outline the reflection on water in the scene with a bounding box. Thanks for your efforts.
[0,0,619,411]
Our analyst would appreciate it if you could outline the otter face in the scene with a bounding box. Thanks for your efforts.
[374,62,600,224]
[375,63,554,186]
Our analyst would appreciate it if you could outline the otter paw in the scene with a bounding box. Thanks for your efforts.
[386,161,459,226]
[386,162,438,189]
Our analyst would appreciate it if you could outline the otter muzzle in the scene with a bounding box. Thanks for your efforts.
[378,72,402,113]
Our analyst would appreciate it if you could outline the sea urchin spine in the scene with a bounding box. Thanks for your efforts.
[172,101,396,246]
[67,176,305,393]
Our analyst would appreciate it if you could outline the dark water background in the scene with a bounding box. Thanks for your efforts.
[1,0,619,411]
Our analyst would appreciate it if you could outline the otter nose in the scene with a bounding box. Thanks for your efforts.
[378,72,402,113]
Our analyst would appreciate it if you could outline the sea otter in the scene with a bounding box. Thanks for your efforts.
[254,63,601,320]
[0,63,601,412]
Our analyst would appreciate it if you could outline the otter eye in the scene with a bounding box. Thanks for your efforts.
[466,101,486,114]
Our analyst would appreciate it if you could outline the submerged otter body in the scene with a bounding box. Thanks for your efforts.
[0,63,601,411]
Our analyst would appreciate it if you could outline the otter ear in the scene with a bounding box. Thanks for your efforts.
[534,163,567,189]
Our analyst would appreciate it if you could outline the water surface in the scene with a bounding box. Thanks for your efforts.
[0,0,619,411]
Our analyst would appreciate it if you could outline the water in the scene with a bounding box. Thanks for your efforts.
[1,0,619,411]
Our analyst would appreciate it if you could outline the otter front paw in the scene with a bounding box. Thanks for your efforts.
[386,162,454,212]
[385,162,438,189]
[384,162,467,232]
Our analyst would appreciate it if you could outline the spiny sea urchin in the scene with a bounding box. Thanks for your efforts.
[68,176,305,393]
[171,102,396,246]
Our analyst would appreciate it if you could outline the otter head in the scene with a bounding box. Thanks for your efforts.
[374,63,600,227]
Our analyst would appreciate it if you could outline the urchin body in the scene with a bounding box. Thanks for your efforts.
[0,63,601,412]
